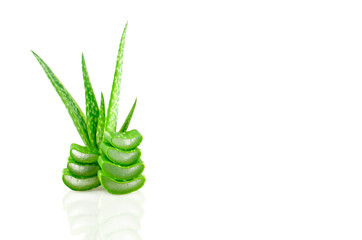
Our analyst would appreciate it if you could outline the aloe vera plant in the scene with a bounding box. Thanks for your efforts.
[33,22,145,194]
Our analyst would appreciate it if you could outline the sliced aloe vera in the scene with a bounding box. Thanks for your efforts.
[98,155,144,181]
[70,143,100,164]
[103,129,143,150]
[63,169,100,191]
[100,142,140,166]
[67,157,100,177]
[98,171,145,195]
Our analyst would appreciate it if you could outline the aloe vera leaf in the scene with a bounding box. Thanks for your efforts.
[96,92,106,148]
[98,155,144,181]
[32,51,91,146]
[105,22,128,132]
[63,169,100,191]
[70,143,100,164]
[82,53,99,148]
[104,129,142,150]
[98,170,145,195]
[67,157,100,177]
[119,98,137,133]
[100,142,141,166]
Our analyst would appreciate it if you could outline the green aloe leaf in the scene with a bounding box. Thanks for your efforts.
[105,22,128,132]
[119,98,137,133]
[82,53,99,148]
[96,92,106,148]
[32,51,91,146]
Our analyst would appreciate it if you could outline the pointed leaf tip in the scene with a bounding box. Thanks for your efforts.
[82,53,99,148]
[33,52,90,146]
[105,22,128,132]
[119,98,137,133]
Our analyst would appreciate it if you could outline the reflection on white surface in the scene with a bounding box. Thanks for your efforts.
[63,188,145,240]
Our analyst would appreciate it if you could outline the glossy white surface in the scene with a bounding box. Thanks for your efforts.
[1,0,362,239]
[63,189,144,240]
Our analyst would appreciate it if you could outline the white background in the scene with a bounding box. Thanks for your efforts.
[1,0,362,239]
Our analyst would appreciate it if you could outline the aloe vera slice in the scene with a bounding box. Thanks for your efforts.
[105,22,128,132]
[104,129,142,151]
[67,157,100,177]
[82,53,99,148]
[32,51,91,147]
[98,155,144,181]
[98,171,145,195]
[63,169,100,191]
[70,143,100,164]
[96,92,106,148]
[100,142,140,166]
[119,98,137,133]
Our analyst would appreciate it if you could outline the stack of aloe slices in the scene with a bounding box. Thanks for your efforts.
[33,22,145,194]
[99,129,145,194]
